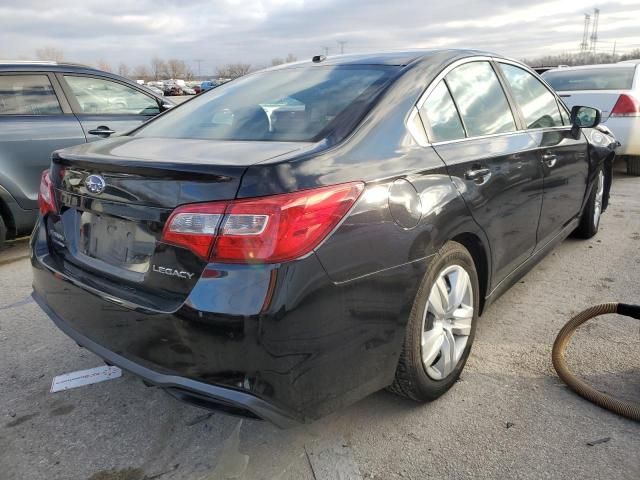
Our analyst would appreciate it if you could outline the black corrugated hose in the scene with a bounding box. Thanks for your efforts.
[552,302,640,422]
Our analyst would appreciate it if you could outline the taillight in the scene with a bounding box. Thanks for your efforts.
[610,94,640,117]
[37,169,57,215]
[161,182,364,264]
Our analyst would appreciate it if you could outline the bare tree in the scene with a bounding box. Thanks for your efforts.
[96,60,112,72]
[524,48,640,67]
[167,59,188,79]
[150,57,168,80]
[271,53,297,67]
[133,65,150,81]
[35,47,64,62]
[118,62,130,78]
[216,63,252,79]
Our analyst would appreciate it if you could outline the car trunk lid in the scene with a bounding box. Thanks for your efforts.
[45,136,308,311]
[557,90,631,121]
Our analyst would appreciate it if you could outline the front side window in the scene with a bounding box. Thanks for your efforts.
[64,76,160,115]
[134,66,397,142]
[0,75,62,115]
[446,61,516,137]
[500,64,562,129]
[419,80,465,142]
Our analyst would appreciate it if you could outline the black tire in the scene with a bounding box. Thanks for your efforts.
[388,241,480,402]
[0,215,6,251]
[574,167,604,239]
[627,156,640,176]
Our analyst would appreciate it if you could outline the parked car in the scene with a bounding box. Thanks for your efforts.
[145,85,165,97]
[182,86,196,95]
[163,84,183,96]
[543,62,640,175]
[0,61,173,246]
[31,50,616,427]
[200,80,216,92]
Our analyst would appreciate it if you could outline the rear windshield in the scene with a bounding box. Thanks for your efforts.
[135,65,397,142]
[542,67,635,91]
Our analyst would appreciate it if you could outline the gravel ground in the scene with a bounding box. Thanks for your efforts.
[0,166,638,480]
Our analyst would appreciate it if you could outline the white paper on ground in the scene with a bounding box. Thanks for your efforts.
[50,365,122,393]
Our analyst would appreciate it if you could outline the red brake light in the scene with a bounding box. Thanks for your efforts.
[610,94,640,117]
[37,169,57,215]
[161,182,364,264]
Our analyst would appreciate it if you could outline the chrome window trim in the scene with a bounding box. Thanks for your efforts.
[408,55,575,146]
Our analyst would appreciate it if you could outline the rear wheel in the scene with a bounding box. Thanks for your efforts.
[389,241,479,401]
[0,215,6,250]
[627,156,640,176]
[574,168,604,239]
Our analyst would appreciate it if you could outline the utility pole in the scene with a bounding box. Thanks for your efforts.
[612,40,617,56]
[580,13,591,52]
[322,46,329,56]
[194,59,203,78]
[338,41,347,55]
[590,8,600,53]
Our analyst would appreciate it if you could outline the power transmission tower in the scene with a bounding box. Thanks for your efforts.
[338,41,347,54]
[194,59,203,78]
[580,13,591,52]
[590,8,600,53]
[322,46,329,56]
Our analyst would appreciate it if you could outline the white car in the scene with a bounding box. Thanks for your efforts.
[543,62,640,175]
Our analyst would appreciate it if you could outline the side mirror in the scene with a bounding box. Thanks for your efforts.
[570,105,601,129]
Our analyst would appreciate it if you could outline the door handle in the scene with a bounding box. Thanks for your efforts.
[542,153,557,168]
[464,167,492,182]
[88,126,116,136]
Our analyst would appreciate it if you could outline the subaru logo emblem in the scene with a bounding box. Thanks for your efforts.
[85,174,106,195]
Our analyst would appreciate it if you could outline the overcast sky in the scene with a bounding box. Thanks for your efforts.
[1,0,640,73]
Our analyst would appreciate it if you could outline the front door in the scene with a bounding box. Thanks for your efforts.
[496,62,589,246]
[57,74,161,141]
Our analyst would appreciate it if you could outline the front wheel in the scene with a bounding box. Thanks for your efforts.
[389,241,479,402]
[574,168,604,239]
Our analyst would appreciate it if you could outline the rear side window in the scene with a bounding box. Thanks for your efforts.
[419,81,465,142]
[500,63,563,129]
[446,62,516,137]
[0,75,62,115]
[64,76,160,115]
[542,67,635,91]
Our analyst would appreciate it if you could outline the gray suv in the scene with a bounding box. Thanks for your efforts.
[0,61,172,246]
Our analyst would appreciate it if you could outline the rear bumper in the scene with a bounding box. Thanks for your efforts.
[603,116,640,156]
[31,216,426,425]
[32,290,301,428]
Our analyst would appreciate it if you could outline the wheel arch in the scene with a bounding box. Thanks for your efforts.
[451,232,490,315]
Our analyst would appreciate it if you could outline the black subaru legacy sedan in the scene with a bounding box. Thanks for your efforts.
[31,50,617,427]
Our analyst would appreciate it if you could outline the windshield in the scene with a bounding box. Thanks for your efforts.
[543,67,635,91]
[135,65,397,142]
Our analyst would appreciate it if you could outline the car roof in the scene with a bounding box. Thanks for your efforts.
[0,60,112,75]
[268,49,496,69]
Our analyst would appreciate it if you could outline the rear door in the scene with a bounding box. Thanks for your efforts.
[57,73,161,141]
[498,62,589,246]
[0,72,85,210]
[419,60,545,288]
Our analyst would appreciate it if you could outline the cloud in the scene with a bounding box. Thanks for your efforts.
[0,0,639,72]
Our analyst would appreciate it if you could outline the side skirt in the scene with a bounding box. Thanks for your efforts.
[483,217,580,310]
